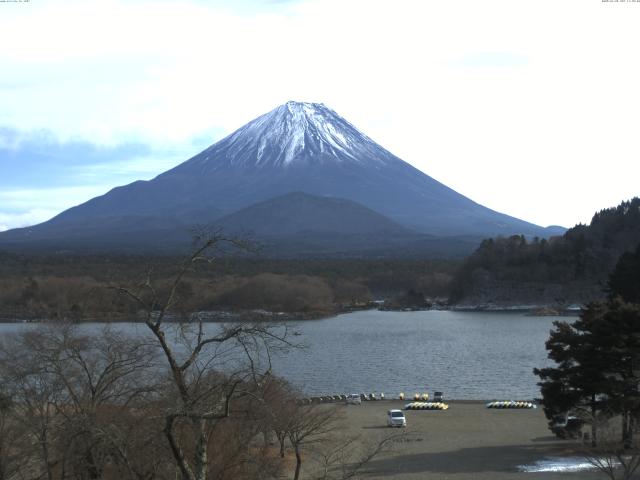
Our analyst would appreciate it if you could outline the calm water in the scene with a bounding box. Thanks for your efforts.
[269,310,558,399]
[0,310,561,400]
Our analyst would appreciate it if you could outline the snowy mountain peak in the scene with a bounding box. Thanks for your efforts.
[182,101,397,172]
[284,100,325,111]
[0,101,560,251]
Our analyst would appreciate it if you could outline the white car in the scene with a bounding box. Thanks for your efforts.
[346,394,362,405]
[387,409,407,427]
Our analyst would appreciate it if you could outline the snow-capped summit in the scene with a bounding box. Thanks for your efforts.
[180,101,392,172]
[0,101,564,253]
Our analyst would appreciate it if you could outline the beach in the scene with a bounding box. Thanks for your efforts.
[332,400,603,480]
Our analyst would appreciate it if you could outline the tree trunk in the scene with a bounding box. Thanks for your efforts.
[591,396,597,447]
[165,416,195,480]
[40,425,53,480]
[293,445,302,480]
[194,419,208,480]
[85,448,101,480]
[623,410,631,449]
[277,432,286,458]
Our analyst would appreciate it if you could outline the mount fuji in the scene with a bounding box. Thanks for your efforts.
[0,101,564,255]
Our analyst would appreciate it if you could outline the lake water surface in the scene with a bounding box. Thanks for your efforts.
[269,310,559,399]
[1,310,562,400]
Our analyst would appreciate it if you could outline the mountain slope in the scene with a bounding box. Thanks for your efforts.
[216,192,412,237]
[214,192,479,258]
[0,101,562,253]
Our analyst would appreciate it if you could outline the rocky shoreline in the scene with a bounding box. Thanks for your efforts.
[0,301,584,324]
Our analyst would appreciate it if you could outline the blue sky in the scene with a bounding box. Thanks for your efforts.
[1,0,639,231]
[0,127,215,229]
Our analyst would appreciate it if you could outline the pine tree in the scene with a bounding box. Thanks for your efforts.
[609,244,640,304]
[534,305,610,445]
[535,244,640,446]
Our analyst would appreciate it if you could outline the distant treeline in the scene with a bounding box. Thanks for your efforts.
[0,254,459,321]
[450,197,640,306]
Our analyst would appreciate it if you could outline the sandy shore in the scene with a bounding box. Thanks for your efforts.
[333,400,603,480]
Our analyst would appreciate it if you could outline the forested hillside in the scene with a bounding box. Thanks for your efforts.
[450,198,640,307]
[0,253,457,321]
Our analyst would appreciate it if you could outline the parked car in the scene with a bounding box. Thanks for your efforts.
[346,394,362,405]
[433,391,444,402]
[550,413,584,439]
[387,409,407,427]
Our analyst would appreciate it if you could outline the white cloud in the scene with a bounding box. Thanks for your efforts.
[1,0,639,227]
[0,209,62,231]
[0,185,117,229]
[71,153,191,183]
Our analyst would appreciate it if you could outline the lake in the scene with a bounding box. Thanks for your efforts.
[0,310,563,400]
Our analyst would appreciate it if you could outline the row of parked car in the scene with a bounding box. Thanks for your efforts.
[346,391,445,405]
[344,392,445,428]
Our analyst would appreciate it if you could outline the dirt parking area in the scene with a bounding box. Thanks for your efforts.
[335,400,603,480]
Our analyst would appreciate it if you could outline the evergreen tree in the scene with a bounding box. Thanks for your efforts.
[590,300,640,446]
[534,304,610,444]
[609,243,640,303]
[535,245,640,445]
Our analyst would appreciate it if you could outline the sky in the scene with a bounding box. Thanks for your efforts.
[1,0,639,232]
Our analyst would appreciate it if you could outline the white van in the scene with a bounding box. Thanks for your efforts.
[346,394,362,405]
[387,409,407,427]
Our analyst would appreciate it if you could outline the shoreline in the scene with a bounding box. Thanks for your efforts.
[0,304,582,324]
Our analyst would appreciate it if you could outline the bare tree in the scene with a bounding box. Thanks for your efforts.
[285,404,341,480]
[252,376,299,458]
[312,431,408,480]
[0,329,67,480]
[113,233,294,480]
[45,326,160,480]
[582,418,640,480]
[280,401,407,480]
[0,391,29,480]
[0,324,164,480]
[253,379,403,480]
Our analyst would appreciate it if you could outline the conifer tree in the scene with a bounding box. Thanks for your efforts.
[609,244,640,304]
[535,244,640,445]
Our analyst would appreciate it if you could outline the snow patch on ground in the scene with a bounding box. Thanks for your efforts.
[517,457,598,473]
